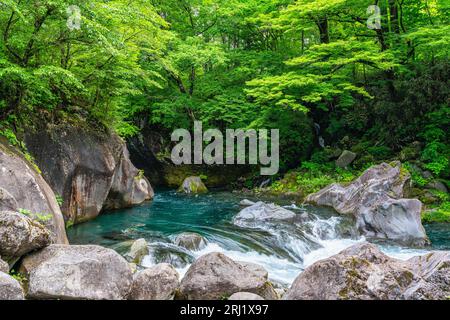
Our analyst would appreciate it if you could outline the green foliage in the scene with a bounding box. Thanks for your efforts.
[55,194,64,207]
[18,208,52,223]
[422,202,450,223]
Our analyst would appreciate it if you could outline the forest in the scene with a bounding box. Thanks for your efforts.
[0,0,448,220]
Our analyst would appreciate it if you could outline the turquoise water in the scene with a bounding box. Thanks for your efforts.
[67,189,450,285]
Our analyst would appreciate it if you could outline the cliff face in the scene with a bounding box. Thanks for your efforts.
[0,137,68,244]
[24,124,153,226]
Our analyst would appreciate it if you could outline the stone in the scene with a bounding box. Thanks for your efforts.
[228,292,264,300]
[0,138,67,244]
[305,162,428,246]
[0,257,9,273]
[128,263,179,300]
[425,180,448,193]
[239,199,256,207]
[174,232,207,251]
[178,252,277,300]
[20,245,133,300]
[335,150,357,168]
[127,238,149,264]
[0,211,51,262]
[233,202,296,227]
[178,176,208,194]
[0,272,25,300]
[284,242,450,300]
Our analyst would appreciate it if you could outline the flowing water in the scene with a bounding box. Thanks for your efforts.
[67,189,450,287]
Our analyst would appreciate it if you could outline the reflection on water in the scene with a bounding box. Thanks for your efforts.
[67,189,450,286]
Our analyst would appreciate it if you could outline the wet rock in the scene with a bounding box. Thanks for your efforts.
[0,211,51,263]
[284,242,450,300]
[233,202,296,226]
[20,245,133,300]
[0,139,67,244]
[126,238,149,264]
[24,124,153,226]
[0,257,9,273]
[178,176,208,194]
[179,252,277,300]
[335,150,357,168]
[239,199,256,207]
[175,232,206,251]
[146,245,194,269]
[229,292,264,300]
[0,272,25,300]
[305,162,428,246]
[129,263,179,300]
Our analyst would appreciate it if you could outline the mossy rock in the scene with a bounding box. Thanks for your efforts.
[178,176,208,194]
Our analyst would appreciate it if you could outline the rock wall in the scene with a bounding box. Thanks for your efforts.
[24,124,153,226]
[0,138,67,244]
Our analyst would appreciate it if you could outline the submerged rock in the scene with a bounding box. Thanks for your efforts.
[178,252,277,300]
[305,162,428,246]
[174,232,207,251]
[229,292,264,300]
[0,211,51,263]
[0,139,67,244]
[24,124,153,226]
[129,263,179,300]
[0,272,25,300]
[233,202,296,226]
[284,242,450,300]
[178,176,208,194]
[20,245,133,300]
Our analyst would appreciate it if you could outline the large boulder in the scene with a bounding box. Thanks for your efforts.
[335,150,357,168]
[128,263,179,300]
[20,245,133,300]
[24,124,153,225]
[174,232,207,251]
[305,162,428,246]
[0,211,51,263]
[178,252,277,300]
[178,176,208,194]
[233,202,296,227]
[0,138,67,244]
[284,242,450,300]
[0,272,25,300]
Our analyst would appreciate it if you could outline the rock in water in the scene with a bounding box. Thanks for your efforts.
[284,242,450,300]
[24,124,153,226]
[305,162,428,246]
[178,176,208,194]
[0,257,9,273]
[129,263,179,300]
[178,252,277,300]
[175,232,207,251]
[0,139,67,244]
[127,238,149,264]
[233,202,296,227]
[0,272,25,300]
[239,199,255,207]
[0,211,51,263]
[20,245,133,300]
[229,292,264,300]
[335,150,357,168]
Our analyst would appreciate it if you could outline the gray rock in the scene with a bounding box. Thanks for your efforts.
[284,242,450,300]
[24,125,153,226]
[20,245,133,300]
[228,292,264,300]
[179,252,277,300]
[233,202,296,227]
[239,199,256,207]
[178,176,208,194]
[335,150,357,168]
[175,232,206,251]
[129,263,179,300]
[127,238,149,264]
[425,180,448,193]
[0,139,67,244]
[0,272,25,300]
[305,162,428,246]
[0,257,9,273]
[0,211,51,262]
